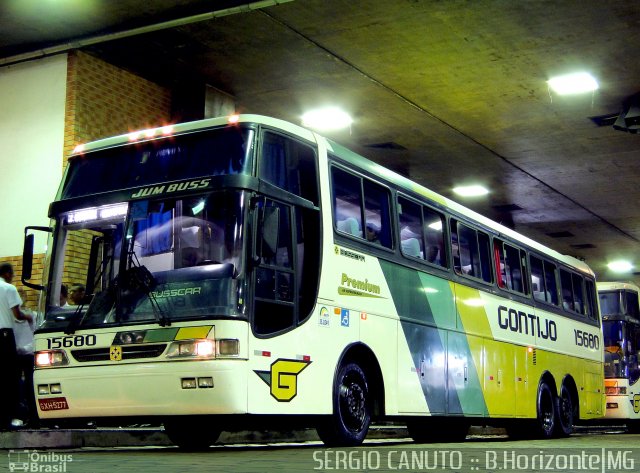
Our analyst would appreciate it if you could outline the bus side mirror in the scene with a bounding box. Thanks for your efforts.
[22,226,52,290]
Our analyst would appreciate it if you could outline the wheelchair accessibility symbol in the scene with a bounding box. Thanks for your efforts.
[341,309,350,327]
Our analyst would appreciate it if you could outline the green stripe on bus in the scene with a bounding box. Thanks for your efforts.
[144,328,180,342]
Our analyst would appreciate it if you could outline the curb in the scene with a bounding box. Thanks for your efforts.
[0,426,505,449]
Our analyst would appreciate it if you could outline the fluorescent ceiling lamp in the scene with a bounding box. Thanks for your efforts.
[452,185,489,197]
[607,260,633,273]
[548,72,598,95]
[301,107,353,131]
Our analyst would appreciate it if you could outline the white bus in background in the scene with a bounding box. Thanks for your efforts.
[598,281,640,432]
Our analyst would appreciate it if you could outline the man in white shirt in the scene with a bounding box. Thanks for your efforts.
[0,263,32,430]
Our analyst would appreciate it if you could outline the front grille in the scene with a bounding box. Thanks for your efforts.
[71,344,167,362]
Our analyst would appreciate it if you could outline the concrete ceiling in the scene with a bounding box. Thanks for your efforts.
[2,0,640,283]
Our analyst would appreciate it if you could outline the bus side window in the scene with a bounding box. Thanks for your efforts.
[560,269,572,311]
[572,273,585,315]
[494,240,526,294]
[363,179,392,248]
[260,132,319,206]
[423,207,446,267]
[398,197,425,259]
[530,255,545,301]
[531,255,559,306]
[452,220,492,283]
[332,167,363,239]
[585,279,598,321]
[543,260,559,306]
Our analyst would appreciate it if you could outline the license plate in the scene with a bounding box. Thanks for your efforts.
[38,397,69,411]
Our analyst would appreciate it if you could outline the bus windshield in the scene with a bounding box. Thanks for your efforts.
[61,126,254,200]
[603,319,640,384]
[599,289,640,318]
[43,190,247,331]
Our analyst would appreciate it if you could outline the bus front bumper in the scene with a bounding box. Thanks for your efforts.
[34,359,247,419]
[604,395,636,420]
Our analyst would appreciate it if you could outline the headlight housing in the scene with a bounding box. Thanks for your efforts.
[166,338,239,359]
[35,350,69,368]
[605,386,627,395]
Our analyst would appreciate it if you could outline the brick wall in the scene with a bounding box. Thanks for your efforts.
[63,50,172,163]
[0,254,45,310]
[4,50,172,309]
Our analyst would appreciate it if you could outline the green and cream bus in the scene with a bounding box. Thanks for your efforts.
[23,114,604,448]
[598,281,640,432]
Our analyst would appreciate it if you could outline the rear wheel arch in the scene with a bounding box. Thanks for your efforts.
[560,374,580,419]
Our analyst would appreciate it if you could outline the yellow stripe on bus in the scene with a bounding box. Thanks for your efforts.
[175,326,213,340]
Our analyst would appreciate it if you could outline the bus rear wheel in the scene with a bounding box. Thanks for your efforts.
[555,384,575,437]
[164,417,222,450]
[316,362,371,447]
[536,382,557,439]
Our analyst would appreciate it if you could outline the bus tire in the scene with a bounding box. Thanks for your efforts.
[164,418,221,450]
[316,362,371,447]
[407,418,468,443]
[555,384,574,437]
[536,382,557,439]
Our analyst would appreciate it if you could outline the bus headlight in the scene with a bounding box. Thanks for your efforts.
[167,339,216,359]
[35,350,69,368]
[166,338,240,359]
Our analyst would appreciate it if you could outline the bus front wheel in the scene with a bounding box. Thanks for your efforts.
[317,362,371,447]
[164,418,222,450]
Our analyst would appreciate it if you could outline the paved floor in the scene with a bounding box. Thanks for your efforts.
[2,433,639,473]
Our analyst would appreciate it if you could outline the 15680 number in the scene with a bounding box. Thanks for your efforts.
[574,329,599,350]
[46,335,97,349]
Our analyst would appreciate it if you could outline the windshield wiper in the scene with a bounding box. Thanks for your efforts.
[122,251,170,327]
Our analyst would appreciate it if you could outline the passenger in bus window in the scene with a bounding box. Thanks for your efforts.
[365,224,380,244]
[69,284,85,305]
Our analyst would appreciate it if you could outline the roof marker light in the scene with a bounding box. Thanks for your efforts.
[228,114,240,124]
[161,125,174,135]
[72,144,85,154]
[128,131,142,141]
[144,128,156,138]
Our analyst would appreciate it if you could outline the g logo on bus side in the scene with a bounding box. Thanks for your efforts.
[254,359,311,402]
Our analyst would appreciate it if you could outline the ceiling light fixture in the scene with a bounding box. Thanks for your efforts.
[548,72,598,95]
[607,260,633,273]
[452,185,489,197]
[301,107,353,131]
